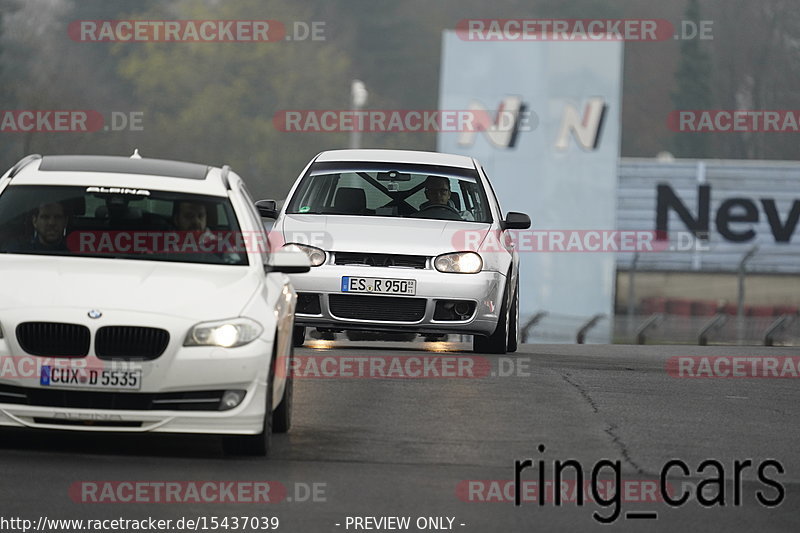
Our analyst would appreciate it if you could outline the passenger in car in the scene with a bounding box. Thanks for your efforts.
[173,201,208,232]
[28,201,69,251]
[172,200,242,263]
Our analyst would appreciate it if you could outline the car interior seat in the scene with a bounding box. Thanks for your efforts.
[333,187,369,214]
[450,191,462,210]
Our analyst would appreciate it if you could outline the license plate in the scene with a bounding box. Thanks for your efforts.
[341,276,416,295]
[40,366,142,391]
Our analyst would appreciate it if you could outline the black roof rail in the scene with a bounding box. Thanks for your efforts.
[220,165,232,189]
[7,154,42,179]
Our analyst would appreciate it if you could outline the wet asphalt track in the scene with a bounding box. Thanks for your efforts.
[1,341,798,532]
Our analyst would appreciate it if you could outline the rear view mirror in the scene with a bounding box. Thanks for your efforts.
[255,199,278,219]
[503,212,531,230]
[377,171,411,181]
[266,249,310,274]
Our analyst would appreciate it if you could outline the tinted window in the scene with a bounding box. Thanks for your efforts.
[0,185,248,265]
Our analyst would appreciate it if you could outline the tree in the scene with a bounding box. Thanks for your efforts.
[671,0,712,158]
[706,0,800,160]
[117,0,352,199]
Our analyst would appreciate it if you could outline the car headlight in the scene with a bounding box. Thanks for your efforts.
[434,252,483,274]
[282,243,326,266]
[184,318,263,348]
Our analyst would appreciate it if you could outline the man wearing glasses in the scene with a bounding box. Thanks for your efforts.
[418,176,473,221]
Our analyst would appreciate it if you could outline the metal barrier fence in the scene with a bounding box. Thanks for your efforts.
[520,312,799,346]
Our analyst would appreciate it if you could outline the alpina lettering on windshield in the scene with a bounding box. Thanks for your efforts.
[86,186,150,196]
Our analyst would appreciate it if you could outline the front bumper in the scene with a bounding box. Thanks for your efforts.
[0,315,274,434]
[0,380,269,434]
[291,265,507,336]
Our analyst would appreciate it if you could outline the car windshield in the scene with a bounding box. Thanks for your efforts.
[0,185,249,265]
[285,163,493,223]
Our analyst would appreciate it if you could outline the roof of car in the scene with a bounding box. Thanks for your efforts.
[5,155,233,196]
[315,149,476,169]
[38,155,210,179]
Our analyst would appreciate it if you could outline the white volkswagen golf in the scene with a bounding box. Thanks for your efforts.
[0,153,309,456]
[263,149,530,354]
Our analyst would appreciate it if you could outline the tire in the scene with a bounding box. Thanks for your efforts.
[223,345,275,457]
[473,279,510,354]
[292,325,305,347]
[506,279,519,353]
[272,347,293,434]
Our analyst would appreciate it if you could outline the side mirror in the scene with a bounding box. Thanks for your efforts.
[255,199,278,219]
[503,212,531,230]
[266,249,310,274]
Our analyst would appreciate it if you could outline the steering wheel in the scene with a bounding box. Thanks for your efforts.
[416,204,462,220]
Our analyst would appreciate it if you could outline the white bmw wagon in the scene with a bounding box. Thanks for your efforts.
[262,149,530,354]
[0,153,309,456]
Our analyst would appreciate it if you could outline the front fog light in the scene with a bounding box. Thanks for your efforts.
[434,252,483,273]
[184,318,263,348]
[220,390,246,411]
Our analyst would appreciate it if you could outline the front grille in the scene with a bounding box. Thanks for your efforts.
[0,384,231,411]
[334,252,427,269]
[329,294,426,322]
[95,326,169,360]
[16,322,90,357]
[296,293,322,315]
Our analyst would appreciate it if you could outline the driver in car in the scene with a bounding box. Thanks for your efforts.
[421,176,453,209]
[1,201,70,253]
[31,201,69,250]
[419,176,474,221]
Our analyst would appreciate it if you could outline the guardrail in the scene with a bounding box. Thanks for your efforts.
[518,311,799,345]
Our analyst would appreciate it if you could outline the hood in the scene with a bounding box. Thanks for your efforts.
[0,255,261,320]
[280,214,490,256]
